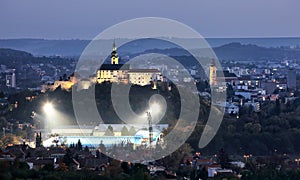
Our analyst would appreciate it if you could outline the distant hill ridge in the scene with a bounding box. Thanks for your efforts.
[1,39,300,61]
[0,48,33,58]
[213,42,300,61]
[0,48,73,70]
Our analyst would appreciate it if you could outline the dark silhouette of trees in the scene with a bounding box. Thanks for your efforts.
[76,139,82,151]
[104,125,114,136]
[218,148,229,169]
[96,149,101,159]
[121,126,129,136]
[84,146,89,152]
[62,148,73,166]
[99,140,106,153]
[274,98,281,115]
[128,126,136,136]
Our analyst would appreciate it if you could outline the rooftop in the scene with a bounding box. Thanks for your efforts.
[216,70,237,78]
[99,64,130,70]
[128,69,160,73]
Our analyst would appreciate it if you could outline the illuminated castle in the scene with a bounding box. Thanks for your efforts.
[96,41,161,86]
[97,41,129,84]
[42,41,162,92]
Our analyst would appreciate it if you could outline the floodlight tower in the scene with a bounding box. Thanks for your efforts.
[146,112,153,146]
[43,102,54,137]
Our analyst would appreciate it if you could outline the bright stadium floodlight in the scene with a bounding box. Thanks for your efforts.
[43,102,55,139]
[150,102,161,114]
[43,102,54,114]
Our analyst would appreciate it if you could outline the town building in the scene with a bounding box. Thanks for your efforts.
[97,64,130,84]
[224,102,239,114]
[216,70,238,86]
[287,68,296,89]
[41,73,77,92]
[42,124,168,148]
[128,69,161,86]
[96,42,161,86]
[209,59,217,86]
[6,72,16,88]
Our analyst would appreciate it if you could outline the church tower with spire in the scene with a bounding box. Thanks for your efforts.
[209,58,217,86]
[111,40,119,64]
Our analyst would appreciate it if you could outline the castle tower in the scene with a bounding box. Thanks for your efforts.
[209,59,217,86]
[11,72,16,88]
[111,40,119,64]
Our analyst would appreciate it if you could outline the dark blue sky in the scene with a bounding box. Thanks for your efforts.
[0,0,299,39]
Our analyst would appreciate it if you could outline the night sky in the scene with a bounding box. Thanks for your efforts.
[0,0,299,39]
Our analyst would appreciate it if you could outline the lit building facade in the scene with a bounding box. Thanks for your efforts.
[97,41,130,84]
[209,59,217,86]
[96,42,161,86]
[6,72,16,88]
[97,64,130,84]
[41,74,77,92]
[128,69,161,86]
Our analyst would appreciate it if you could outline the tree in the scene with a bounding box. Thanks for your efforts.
[84,146,89,152]
[0,91,4,98]
[63,73,67,81]
[96,149,101,159]
[132,164,150,180]
[0,117,7,128]
[57,162,68,172]
[42,163,54,171]
[218,148,229,169]
[274,98,281,115]
[196,80,209,92]
[104,125,114,136]
[106,159,123,179]
[69,143,75,148]
[99,140,106,153]
[226,84,235,97]
[128,126,136,136]
[62,148,73,166]
[121,126,129,136]
[163,143,193,170]
[77,139,82,151]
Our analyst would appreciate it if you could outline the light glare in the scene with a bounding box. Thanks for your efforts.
[43,102,54,113]
[150,103,161,114]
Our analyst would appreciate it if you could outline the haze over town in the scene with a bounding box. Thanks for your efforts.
[1,1,300,179]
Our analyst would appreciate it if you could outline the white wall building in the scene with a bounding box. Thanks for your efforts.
[128,69,161,86]
[6,72,16,88]
[225,102,239,114]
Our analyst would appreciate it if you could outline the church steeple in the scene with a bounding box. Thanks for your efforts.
[111,40,119,64]
[209,58,217,86]
[112,40,116,51]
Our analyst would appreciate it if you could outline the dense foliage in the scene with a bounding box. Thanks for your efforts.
[2,83,300,156]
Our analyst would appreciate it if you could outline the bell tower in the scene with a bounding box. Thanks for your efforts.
[111,40,119,64]
[209,58,217,86]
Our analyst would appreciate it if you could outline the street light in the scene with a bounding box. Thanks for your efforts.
[147,111,153,147]
[43,102,55,138]
[150,103,160,114]
[43,102,54,113]
[295,158,300,166]
[244,154,252,162]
